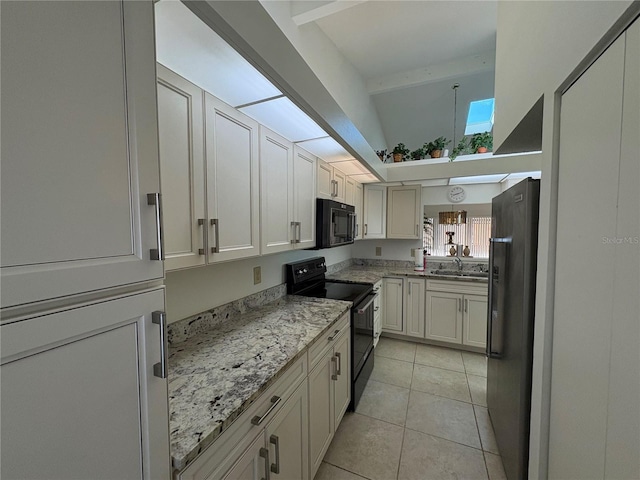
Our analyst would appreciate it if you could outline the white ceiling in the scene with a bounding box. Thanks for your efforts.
[305,1,498,90]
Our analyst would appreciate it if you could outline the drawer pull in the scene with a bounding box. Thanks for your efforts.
[328,329,340,341]
[269,434,280,474]
[259,447,270,480]
[251,396,281,426]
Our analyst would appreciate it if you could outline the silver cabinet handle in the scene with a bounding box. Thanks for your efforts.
[336,352,342,376]
[146,193,164,261]
[151,311,168,379]
[296,222,301,243]
[416,224,419,236]
[331,356,338,381]
[259,447,270,480]
[269,435,280,474]
[458,298,462,312]
[290,221,297,245]
[364,223,368,236]
[210,218,219,254]
[198,218,206,255]
[354,213,359,238]
[465,298,468,313]
[374,306,379,312]
[251,396,281,426]
[328,329,340,341]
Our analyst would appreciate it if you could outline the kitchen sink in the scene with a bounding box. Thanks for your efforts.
[431,270,489,278]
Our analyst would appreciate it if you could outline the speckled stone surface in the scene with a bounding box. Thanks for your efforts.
[168,284,286,345]
[168,295,351,471]
[327,264,489,284]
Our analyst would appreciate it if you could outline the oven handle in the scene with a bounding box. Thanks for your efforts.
[355,293,377,314]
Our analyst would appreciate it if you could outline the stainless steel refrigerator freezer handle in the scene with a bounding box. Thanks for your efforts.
[487,237,510,358]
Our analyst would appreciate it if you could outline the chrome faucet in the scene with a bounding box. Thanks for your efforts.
[453,256,463,271]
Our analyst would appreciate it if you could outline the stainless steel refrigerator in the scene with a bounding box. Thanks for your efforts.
[487,178,540,480]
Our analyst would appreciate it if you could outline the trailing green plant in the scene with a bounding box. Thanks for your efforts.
[410,147,426,160]
[424,136,451,154]
[449,137,470,161]
[376,149,387,162]
[388,142,410,161]
[470,131,493,152]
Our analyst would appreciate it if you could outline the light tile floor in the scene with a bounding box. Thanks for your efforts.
[316,337,507,480]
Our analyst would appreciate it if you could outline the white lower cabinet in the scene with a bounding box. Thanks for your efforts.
[425,280,488,348]
[373,280,383,346]
[177,314,351,480]
[382,277,404,333]
[308,318,351,479]
[405,278,426,338]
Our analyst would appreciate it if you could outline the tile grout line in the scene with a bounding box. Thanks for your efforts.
[321,460,372,480]
[395,357,416,480]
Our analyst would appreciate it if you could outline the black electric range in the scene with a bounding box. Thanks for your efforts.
[286,257,376,410]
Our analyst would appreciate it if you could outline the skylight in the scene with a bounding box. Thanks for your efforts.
[465,98,495,135]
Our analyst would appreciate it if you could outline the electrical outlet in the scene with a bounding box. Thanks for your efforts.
[375,246,382,256]
[253,266,261,285]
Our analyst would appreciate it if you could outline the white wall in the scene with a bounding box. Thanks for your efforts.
[165,245,352,323]
[494,0,633,150]
[372,70,495,153]
[352,239,421,261]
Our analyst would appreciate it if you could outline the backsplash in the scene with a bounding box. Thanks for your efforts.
[326,257,354,274]
[353,257,488,272]
[353,258,415,269]
[168,283,286,345]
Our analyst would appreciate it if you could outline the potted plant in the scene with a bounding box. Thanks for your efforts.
[389,143,410,162]
[410,147,426,161]
[470,131,493,153]
[424,137,451,158]
[449,137,470,161]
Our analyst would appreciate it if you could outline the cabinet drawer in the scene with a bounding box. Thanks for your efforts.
[177,355,307,480]
[307,313,349,370]
[426,279,488,296]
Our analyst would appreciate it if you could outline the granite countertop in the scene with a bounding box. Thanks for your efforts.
[326,266,489,284]
[168,295,351,471]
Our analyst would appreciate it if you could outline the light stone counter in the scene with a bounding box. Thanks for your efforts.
[327,265,489,285]
[168,295,351,471]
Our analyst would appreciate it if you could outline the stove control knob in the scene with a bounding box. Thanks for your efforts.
[297,269,303,275]
[303,268,308,273]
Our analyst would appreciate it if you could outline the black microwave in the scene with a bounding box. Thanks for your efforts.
[314,198,355,249]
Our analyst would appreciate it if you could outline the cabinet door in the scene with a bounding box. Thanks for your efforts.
[266,381,309,480]
[0,288,170,480]
[405,278,426,338]
[354,182,364,240]
[205,94,260,262]
[316,159,333,200]
[382,277,404,332]
[1,1,163,308]
[293,147,316,249]
[333,168,346,203]
[426,291,463,344]
[308,350,335,479]
[157,64,207,270]
[363,185,387,239]
[463,294,488,348]
[260,127,294,255]
[345,177,355,206]
[333,331,351,427]
[222,433,265,480]
[387,186,422,239]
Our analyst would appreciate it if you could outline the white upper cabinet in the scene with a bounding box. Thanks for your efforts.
[387,186,422,239]
[1,1,163,309]
[260,127,295,255]
[345,178,355,206]
[354,182,364,240]
[157,64,207,270]
[205,93,260,262]
[363,185,387,239]
[316,159,347,202]
[292,146,317,249]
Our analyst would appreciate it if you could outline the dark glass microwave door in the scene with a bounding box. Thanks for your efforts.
[331,208,354,245]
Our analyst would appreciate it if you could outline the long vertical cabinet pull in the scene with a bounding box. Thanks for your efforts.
[197,219,206,255]
[458,298,462,312]
[290,221,297,245]
[146,193,164,261]
[331,356,338,380]
[465,299,468,312]
[210,218,219,254]
[296,222,301,243]
[151,311,168,379]
[259,448,271,480]
[364,224,368,236]
[335,352,342,376]
[269,435,280,474]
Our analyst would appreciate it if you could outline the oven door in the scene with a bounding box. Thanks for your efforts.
[330,208,355,247]
[352,292,376,375]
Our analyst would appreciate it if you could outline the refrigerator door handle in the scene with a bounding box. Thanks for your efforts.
[487,237,511,359]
